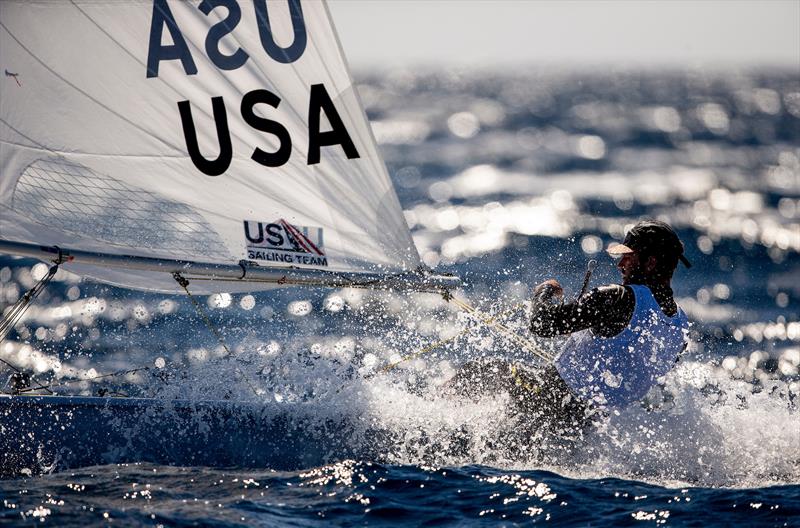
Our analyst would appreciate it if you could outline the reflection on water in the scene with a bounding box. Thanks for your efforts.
[0,69,798,489]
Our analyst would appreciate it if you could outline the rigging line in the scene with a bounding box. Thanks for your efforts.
[172,272,261,398]
[448,296,554,363]
[1,368,53,395]
[453,301,537,349]
[377,301,529,374]
[15,366,151,394]
[375,296,551,377]
[0,262,62,395]
[440,260,595,365]
[0,263,60,341]
[510,364,545,395]
[377,334,460,376]
[0,356,21,374]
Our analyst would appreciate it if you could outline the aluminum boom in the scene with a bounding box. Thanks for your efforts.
[0,239,461,293]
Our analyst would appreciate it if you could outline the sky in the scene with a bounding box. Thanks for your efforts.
[327,0,800,69]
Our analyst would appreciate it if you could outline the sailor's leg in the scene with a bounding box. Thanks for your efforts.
[442,358,515,399]
[506,363,594,438]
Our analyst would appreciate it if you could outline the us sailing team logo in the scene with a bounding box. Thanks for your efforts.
[243,219,327,267]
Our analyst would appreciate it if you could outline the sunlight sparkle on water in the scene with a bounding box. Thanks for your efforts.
[651,106,682,132]
[447,111,480,139]
[324,295,345,313]
[575,135,606,160]
[30,263,49,281]
[207,293,232,309]
[371,119,430,145]
[239,295,256,310]
[288,300,313,316]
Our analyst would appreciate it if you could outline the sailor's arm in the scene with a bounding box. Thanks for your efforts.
[529,283,631,337]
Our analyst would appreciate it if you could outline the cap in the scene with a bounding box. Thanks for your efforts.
[607,220,692,268]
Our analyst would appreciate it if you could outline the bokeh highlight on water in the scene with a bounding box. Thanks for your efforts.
[1,68,798,525]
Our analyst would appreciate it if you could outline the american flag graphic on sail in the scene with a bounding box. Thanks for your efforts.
[243,219,328,267]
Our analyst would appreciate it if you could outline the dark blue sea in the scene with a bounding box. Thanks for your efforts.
[1,68,799,526]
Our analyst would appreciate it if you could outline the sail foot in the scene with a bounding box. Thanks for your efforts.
[0,239,460,294]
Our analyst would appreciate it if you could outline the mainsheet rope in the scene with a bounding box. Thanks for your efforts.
[172,272,261,397]
[378,260,597,373]
[378,295,553,376]
[172,272,233,356]
[180,272,557,371]
[449,296,554,363]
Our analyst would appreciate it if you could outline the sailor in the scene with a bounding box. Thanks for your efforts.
[446,220,691,438]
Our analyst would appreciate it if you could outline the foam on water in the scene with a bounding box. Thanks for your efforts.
[577,361,799,487]
[2,279,798,489]
[1,70,797,515]
[109,321,797,489]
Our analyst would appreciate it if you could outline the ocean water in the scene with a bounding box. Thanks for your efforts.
[1,68,799,526]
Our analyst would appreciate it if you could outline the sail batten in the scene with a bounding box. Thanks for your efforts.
[0,0,439,294]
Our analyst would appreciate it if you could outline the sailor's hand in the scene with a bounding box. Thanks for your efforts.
[530,279,563,334]
[533,279,564,301]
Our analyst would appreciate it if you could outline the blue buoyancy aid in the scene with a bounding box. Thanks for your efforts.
[554,284,689,408]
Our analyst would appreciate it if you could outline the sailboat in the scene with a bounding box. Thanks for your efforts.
[0,0,459,476]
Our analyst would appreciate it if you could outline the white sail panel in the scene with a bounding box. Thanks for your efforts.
[0,0,420,292]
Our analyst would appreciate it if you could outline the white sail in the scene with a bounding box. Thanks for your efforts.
[0,0,430,293]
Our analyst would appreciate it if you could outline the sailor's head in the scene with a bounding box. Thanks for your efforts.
[607,220,691,285]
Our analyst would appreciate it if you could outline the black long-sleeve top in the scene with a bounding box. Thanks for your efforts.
[529,283,678,338]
